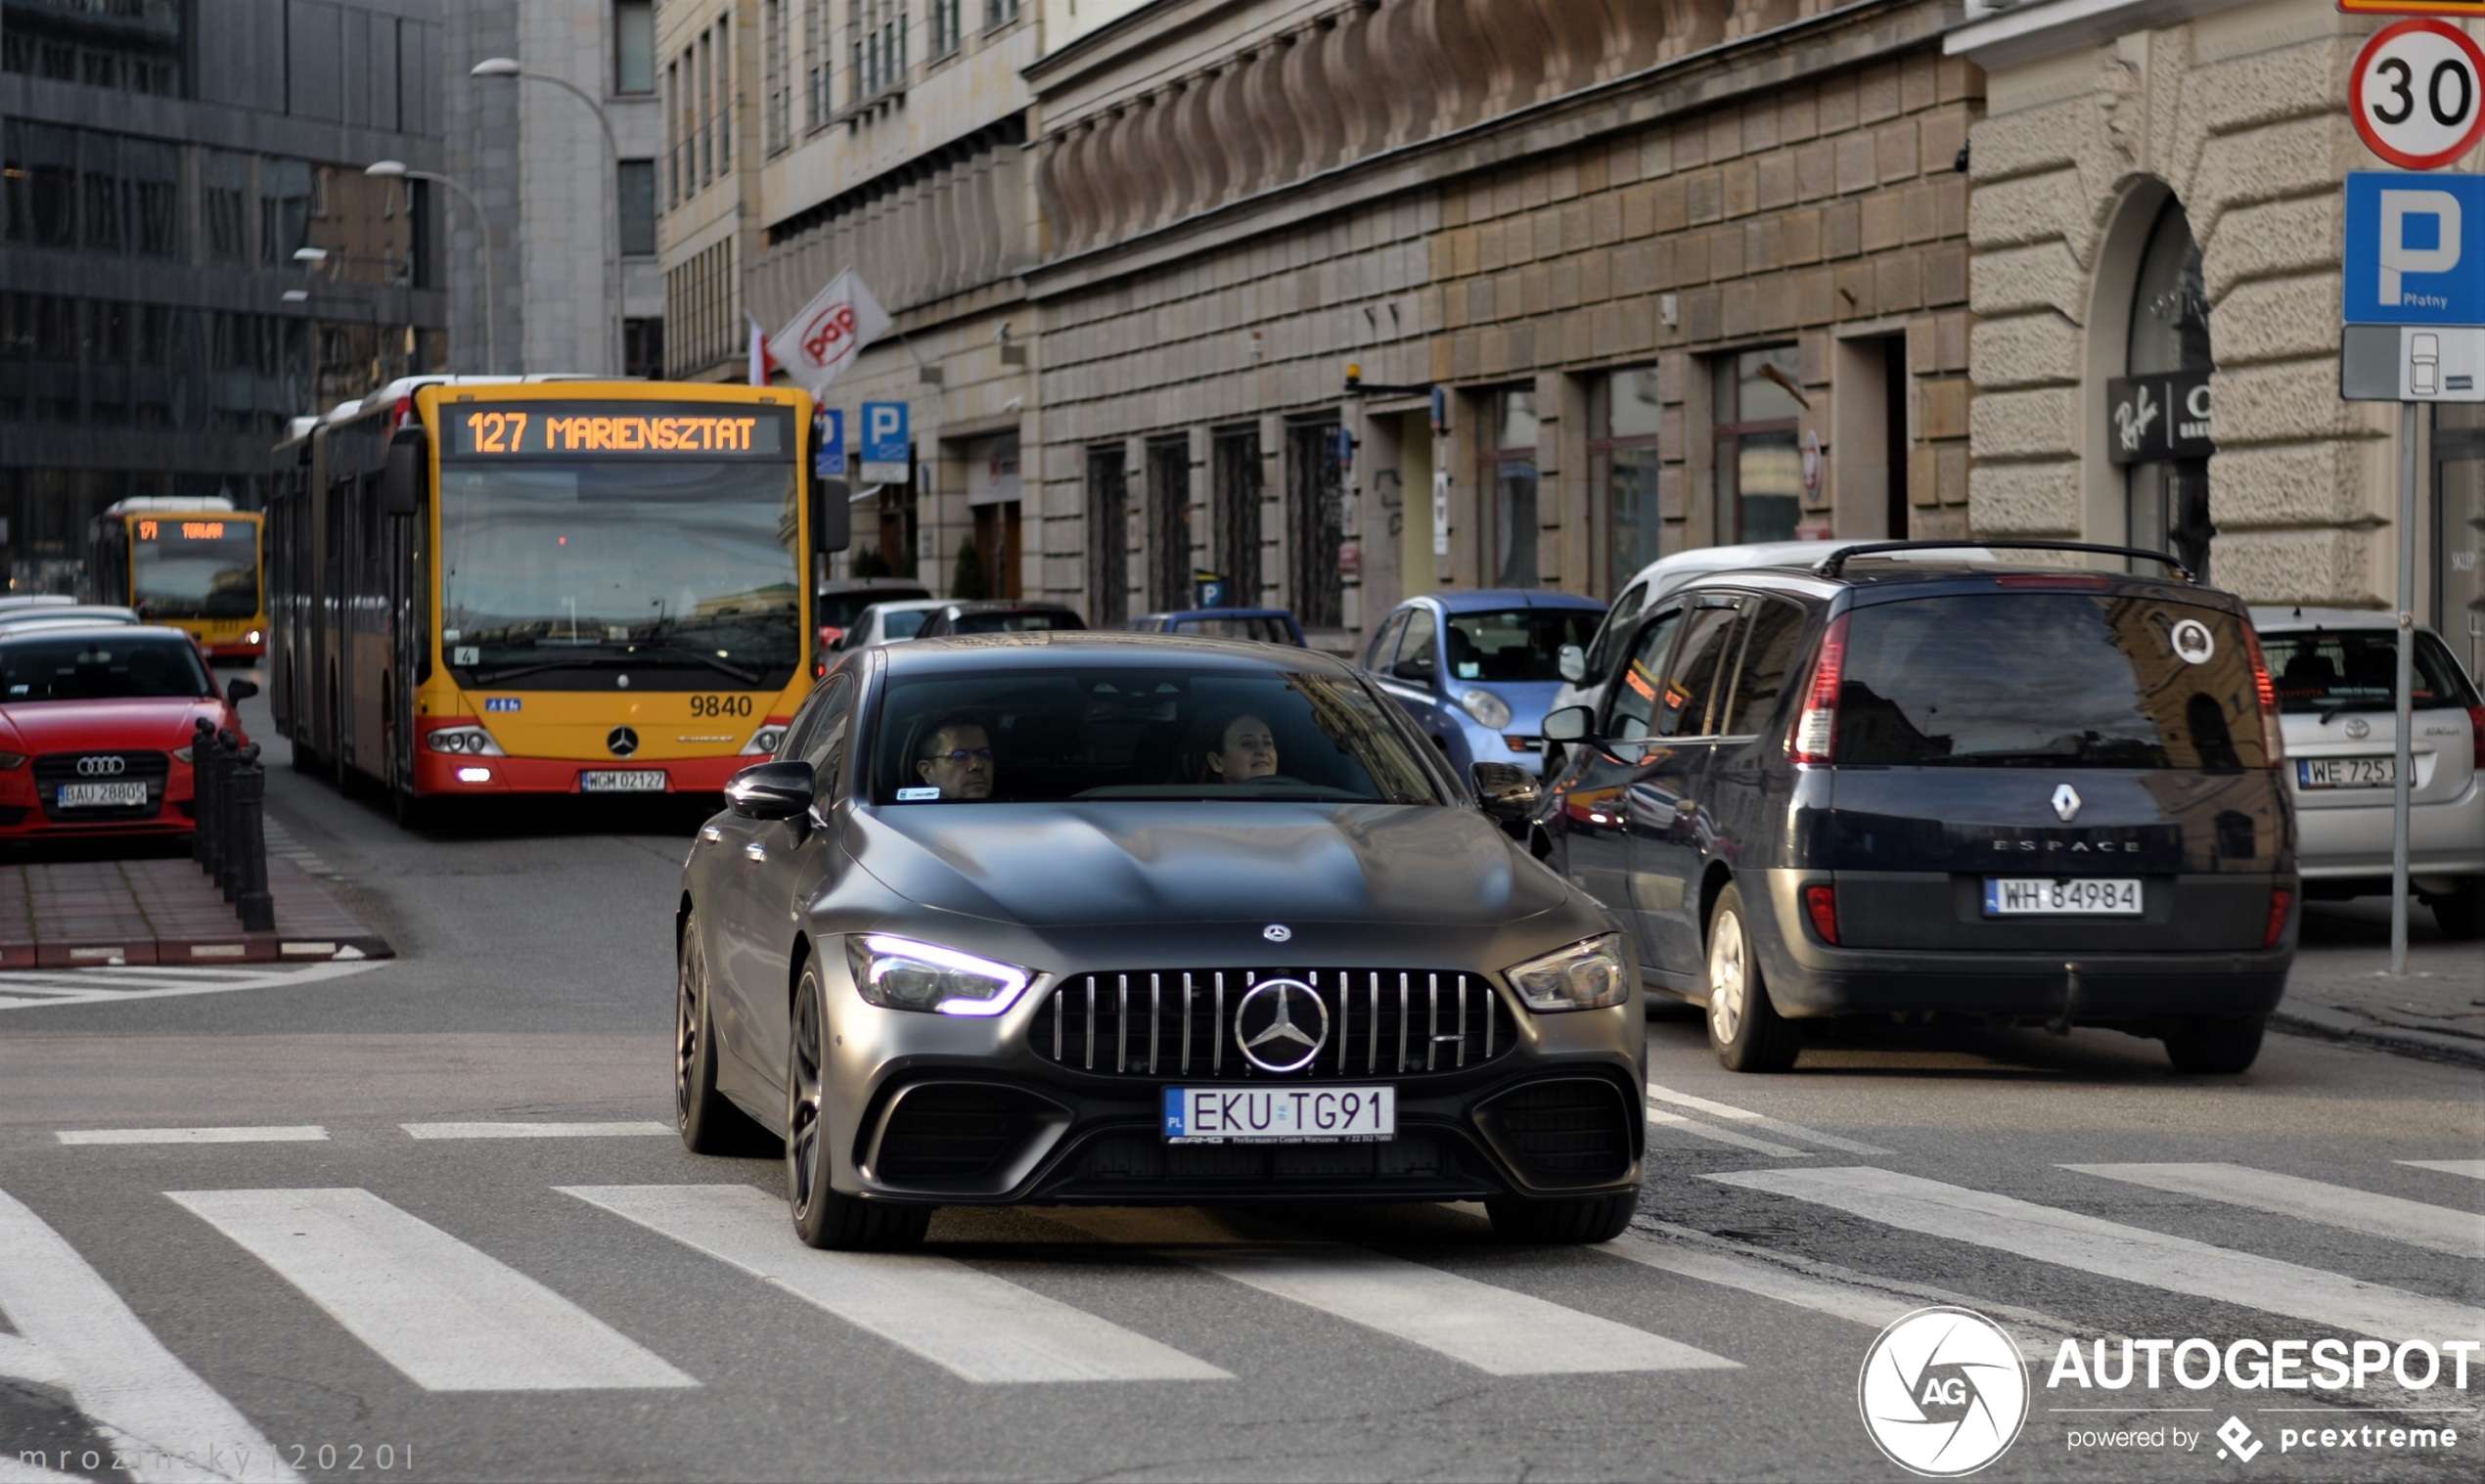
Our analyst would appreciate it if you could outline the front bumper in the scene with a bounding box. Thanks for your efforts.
[2293,781,2484,877]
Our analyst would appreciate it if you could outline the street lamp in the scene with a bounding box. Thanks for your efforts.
[367,159,497,373]
[472,57,623,378]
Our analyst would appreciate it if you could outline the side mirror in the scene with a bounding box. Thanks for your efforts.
[1391,656,1434,684]
[1558,643,1587,685]
[725,760,815,821]
[225,677,260,705]
[1541,704,1594,743]
[1470,762,1541,826]
[812,476,851,555]
[382,427,426,517]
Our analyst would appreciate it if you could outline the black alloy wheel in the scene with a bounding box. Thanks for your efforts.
[675,911,769,1154]
[786,957,929,1250]
[2161,1013,2267,1075]
[1485,1191,1639,1244]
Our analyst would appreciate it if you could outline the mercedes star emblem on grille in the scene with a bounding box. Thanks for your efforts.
[1234,977,1329,1073]
[1262,923,1291,943]
[74,755,127,777]
[2052,783,2082,823]
[607,727,640,757]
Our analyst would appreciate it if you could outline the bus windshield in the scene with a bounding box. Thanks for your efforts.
[438,460,802,689]
[131,521,259,620]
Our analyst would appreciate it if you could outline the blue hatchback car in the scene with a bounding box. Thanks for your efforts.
[1364,591,1606,777]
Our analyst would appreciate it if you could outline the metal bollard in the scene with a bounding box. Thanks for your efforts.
[214,729,242,900]
[190,718,217,868]
[230,743,274,931]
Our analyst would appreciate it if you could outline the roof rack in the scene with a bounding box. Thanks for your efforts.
[1815,539,2194,583]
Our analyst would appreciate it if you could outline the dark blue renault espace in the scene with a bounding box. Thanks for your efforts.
[1539,542,2297,1075]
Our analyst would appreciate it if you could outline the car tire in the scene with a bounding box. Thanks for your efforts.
[2162,1013,2266,1075]
[2429,879,2484,941]
[675,912,771,1156]
[786,956,930,1251]
[1705,883,1800,1073]
[1486,1191,1638,1244]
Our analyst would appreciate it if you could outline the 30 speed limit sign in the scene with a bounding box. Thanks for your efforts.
[2352,19,2485,169]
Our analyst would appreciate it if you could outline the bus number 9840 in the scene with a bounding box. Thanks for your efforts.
[691,695,754,719]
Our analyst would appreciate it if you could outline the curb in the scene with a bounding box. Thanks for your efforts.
[2270,1004,2485,1069]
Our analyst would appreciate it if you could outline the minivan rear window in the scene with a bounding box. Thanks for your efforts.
[1836,594,2269,769]
[2260,629,2478,714]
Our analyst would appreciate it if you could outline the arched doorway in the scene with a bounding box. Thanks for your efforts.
[2117,200,2216,578]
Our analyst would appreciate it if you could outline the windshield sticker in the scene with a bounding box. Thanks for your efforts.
[895,786,941,801]
[2170,618,2216,665]
[1457,661,1480,678]
[452,646,480,665]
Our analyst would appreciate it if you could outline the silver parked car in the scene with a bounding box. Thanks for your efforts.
[2251,607,2483,938]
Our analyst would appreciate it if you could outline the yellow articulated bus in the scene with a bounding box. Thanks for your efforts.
[85,497,268,660]
[269,377,847,820]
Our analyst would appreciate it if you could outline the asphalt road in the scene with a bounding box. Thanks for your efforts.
[0,694,2475,1483]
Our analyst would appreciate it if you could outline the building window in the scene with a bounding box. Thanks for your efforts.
[203,149,248,262]
[3,121,78,247]
[804,0,832,128]
[853,0,904,102]
[715,17,731,170]
[123,138,179,259]
[2123,199,2215,582]
[1712,346,1804,544]
[624,317,664,379]
[1087,446,1129,626]
[929,0,962,58]
[260,158,314,268]
[763,0,789,153]
[1211,426,1262,607]
[1591,366,1663,597]
[1,0,184,98]
[984,0,1019,30]
[617,160,656,255]
[1486,387,1539,589]
[1286,420,1344,629]
[614,0,655,94]
[1148,436,1191,611]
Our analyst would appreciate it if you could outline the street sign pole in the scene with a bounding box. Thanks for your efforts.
[2393,403,2417,974]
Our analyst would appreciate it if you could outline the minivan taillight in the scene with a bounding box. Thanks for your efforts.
[2240,624,2285,767]
[1803,884,1839,944]
[2469,705,2484,769]
[1790,613,1848,765]
[2263,887,2293,948]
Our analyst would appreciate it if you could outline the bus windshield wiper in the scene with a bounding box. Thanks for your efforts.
[636,646,762,685]
[465,648,766,687]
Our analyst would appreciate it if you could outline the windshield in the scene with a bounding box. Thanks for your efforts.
[131,521,258,619]
[877,607,929,641]
[1446,607,1603,683]
[438,461,801,689]
[948,609,1083,635]
[1836,594,2270,769]
[1169,614,1300,644]
[0,634,212,701]
[821,588,926,628]
[2261,629,2479,714]
[873,665,1442,805]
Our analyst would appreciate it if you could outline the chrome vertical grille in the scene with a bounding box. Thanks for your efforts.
[1032,967,1519,1080]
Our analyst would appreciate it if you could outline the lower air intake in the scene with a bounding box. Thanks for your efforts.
[1477,1078,1634,1186]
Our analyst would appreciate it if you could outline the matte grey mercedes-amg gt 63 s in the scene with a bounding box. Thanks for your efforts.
[676,632,1647,1250]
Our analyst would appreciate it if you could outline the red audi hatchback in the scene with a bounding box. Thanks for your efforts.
[0,625,253,841]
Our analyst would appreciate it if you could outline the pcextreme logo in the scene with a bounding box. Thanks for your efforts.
[1859,1306,2030,1477]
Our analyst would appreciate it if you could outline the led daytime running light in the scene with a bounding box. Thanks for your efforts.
[848,933,1034,1017]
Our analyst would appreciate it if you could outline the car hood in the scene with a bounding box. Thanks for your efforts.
[847,801,1569,930]
[0,698,226,752]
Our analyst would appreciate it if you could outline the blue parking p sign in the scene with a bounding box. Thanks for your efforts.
[2344,171,2485,326]
[861,402,908,463]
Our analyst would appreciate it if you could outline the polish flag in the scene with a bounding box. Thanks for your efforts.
[746,311,778,386]
[771,270,892,396]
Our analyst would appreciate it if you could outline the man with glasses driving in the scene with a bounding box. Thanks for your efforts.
[913,714,996,799]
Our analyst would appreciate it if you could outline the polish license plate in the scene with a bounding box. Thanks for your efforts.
[579,769,668,793]
[2298,756,2394,789]
[1163,1086,1395,1145]
[57,781,149,808]
[1982,877,2143,916]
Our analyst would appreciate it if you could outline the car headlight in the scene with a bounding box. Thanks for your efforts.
[0,751,25,770]
[425,724,505,756]
[741,724,788,756]
[845,933,1035,1017]
[1461,688,1514,729]
[1505,932,1631,1012]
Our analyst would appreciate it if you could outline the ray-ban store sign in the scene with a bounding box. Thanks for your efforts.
[2105,370,2213,464]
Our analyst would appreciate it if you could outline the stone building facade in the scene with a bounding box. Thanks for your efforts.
[1028,0,1983,647]
[1953,0,2449,632]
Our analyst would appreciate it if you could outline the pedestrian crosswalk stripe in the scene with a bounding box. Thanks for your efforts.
[0,961,380,1012]
[1644,1081,1892,1155]
[2400,1159,2485,1182]
[0,1186,300,1483]
[168,1188,697,1392]
[560,1184,1227,1383]
[1646,1107,1810,1157]
[403,1121,674,1140]
[2064,1163,2484,1261]
[58,1126,329,1146]
[1710,1167,2485,1343]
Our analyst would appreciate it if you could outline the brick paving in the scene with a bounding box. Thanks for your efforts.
[0,853,387,968]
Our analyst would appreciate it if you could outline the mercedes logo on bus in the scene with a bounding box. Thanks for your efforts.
[74,756,127,777]
[607,727,640,757]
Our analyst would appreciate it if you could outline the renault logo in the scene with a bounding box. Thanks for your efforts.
[1234,978,1329,1073]
[74,755,126,777]
[2052,784,2082,823]
[607,726,640,757]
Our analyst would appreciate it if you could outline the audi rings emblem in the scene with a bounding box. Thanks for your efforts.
[607,726,640,757]
[1234,977,1330,1073]
[74,755,127,777]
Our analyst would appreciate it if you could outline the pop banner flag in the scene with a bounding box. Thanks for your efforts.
[773,270,892,394]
